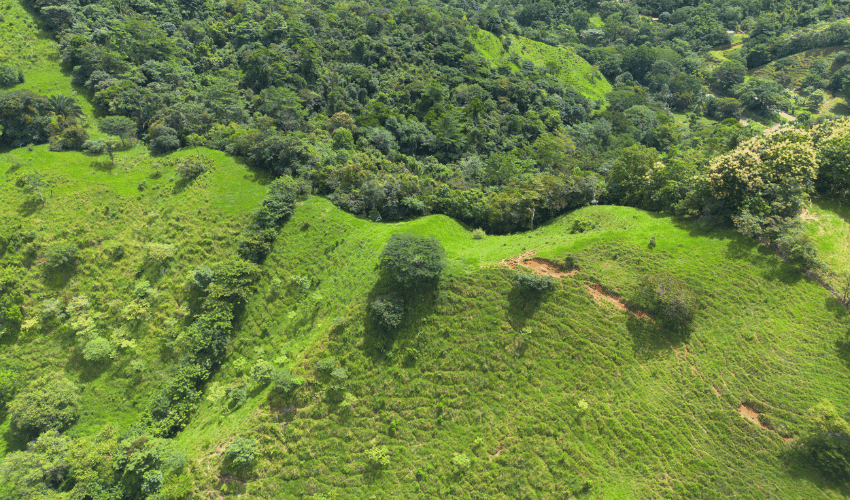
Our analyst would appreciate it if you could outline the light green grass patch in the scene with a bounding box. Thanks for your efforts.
[469,28,612,102]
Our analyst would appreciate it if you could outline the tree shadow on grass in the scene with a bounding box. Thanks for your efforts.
[626,317,669,360]
[761,260,804,285]
[362,271,438,361]
[239,157,272,186]
[826,296,849,320]
[782,447,850,497]
[42,266,76,290]
[626,316,691,360]
[89,160,115,172]
[0,414,29,453]
[506,287,547,332]
[17,197,43,217]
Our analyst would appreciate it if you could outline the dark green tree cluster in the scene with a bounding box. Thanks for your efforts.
[379,234,446,290]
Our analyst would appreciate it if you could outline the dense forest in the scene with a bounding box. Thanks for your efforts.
[2,0,850,497]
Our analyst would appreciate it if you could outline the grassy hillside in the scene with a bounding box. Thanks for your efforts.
[162,198,850,499]
[0,144,268,455]
[469,28,612,102]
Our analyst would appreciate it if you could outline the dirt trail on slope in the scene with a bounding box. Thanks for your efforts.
[499,251,579,278]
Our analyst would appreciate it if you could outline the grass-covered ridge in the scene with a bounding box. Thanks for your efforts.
[167,197,850,499]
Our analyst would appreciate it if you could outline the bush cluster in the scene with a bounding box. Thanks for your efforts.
[514,273,557,292]
[379,234,446,289]
[632,274,698,332]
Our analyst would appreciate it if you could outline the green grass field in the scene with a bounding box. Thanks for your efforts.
[160,198,850,499]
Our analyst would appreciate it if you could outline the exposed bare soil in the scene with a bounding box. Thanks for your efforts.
[738,404,769,430]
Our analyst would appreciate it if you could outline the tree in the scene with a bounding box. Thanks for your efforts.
[9,373,79,438]
[514,273,557,292]
[379,234,446,289]
[711,60,747,93]
[98,115,136,146]
[0,90,52,147]
[82,337,114,363]
[146,125,180,154]
[631,273,698,332]
[42,242,80,271]
[225,437,259,469]
[46,94,83,120]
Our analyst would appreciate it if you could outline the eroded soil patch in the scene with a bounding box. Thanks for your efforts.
[738,404,769,430]
[499,251,578,278]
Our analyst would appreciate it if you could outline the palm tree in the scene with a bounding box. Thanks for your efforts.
[47,94,83,120]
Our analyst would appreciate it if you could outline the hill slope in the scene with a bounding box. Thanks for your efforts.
[165,197,850,499]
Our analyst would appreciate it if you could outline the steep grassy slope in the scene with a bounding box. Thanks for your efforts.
[167,198,850,499]
[0,144,268,454]
[469,28,612,102]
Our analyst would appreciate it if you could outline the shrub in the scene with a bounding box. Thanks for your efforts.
[49,125,89,151]
[82,337,114,363]
[472,228,486,240]
[189,265,214,292]
[249,359,273,386]
[379,233,446,289]
[82,139,108,154]
[514,273,557,292]
[9,373,79,438]
[0,65,23,87]
[329,367,348,390]
[316,356,337,372]
[42,242,80,271]
[452,452,471,472]
[370,293,405,328]
[271,368,303,394]
[175,157,209,182]
[365,446,390,470]
[225,380,248,409]
[225,436,259,469]
[632,273,698,331]
[147,125,180,154]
